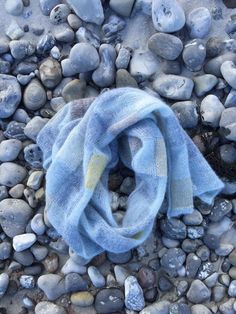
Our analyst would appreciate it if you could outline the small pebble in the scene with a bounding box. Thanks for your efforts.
[187,279,211,303]
[13,233,36,252]
[35,301,66,314]
[182,39,206,72]
[88,266,105,288]
[0,273,9,297]
[49,4,71,24]
[200,95,224,127]
[23,79,47,110]
[71,291,94,307]
[221,60,236,89]
[186,7,212,38]
[95,288,124,313]
[19,275,35,289]
[5,0,23,16]
[125,276,145,311]
[171,101,198,129]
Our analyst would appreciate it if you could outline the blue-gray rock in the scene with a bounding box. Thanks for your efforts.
[109,0,135,17]
[39,0,61,15]
[219,298,235,314]
[187,279,211,303]
[220,144,236,164]
[0,139,22,162]
[116,69,138,88]
[62,79,86,102]
[213,285,226,302]
[160,248,186,270]
[140,300,170,314]
[75,27,100,49]
[61,257,87,275]
[187,226,204,239]
[182,39,206,72]
[5,0,23,16]
[0,60,10,74]
[204,52,236,77]
[0,273,9,297]
[37,33,56,55]
[13,233,37,252]
[24,144,43,168]
[160,218,187,240]
[114,265,130,285]
[50,4,71,24]
[19,275,35,289]
[92,44,116,88]
[67,14,82,30]
[13,249,34,266]
[37,274,66,300]
[61,43,99,76]
[200,95,224,128]
[191,305,212,314]
[30,244,48,261]
[186,7,212,38]
[209,198,232,222]
[88,266,105,288]
[225,89,236,107]
[31,213,46,235]
[65,273,88,292]
[0,74,21,118]
[220,107,236,141]
[35,301,66,314]
[125,276,145,311]
[153,74,194,100]
[102,14,126,43]
[183,209,203,226]
[0,198,32,237]
[13,108,31,123]
[39,58,62,89]
[4,121,26,141]
[27,171,44,190]
[107,251,132,264]
[221,60,236,89]
[171,101,198,129]
[0,162,27,187]
[24,117,48,142]
[186,253,201,278]
[0,39,9,54]
[203,234,220,250]
[129,49,158,82]
[95,288,124,313]
[0,242,11,260]
[115,47,131,69]
[65,0,104,25]
[53,24,75,43]
[0,186,8,201]
[23,79,47,111]
[161,60,181,75]
[148,33,183,60]
[152,0,185,33]
[193,74,218,97]
[9,40,35,60]
[5,20,24,40]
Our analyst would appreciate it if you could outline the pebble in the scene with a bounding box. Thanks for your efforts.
[153,74,194,100]
[39,58,62,89]
[219,107,236,141]
[0,39,9,54]
[49,4,71,24]
[186,7,212,38]
[62,79,86,102]
[76,27,100,49]
[203,234,220,250]
[0,139,22,162]
[37,274,66,300]
[66,0,104,25]
[160,218,187,240]
[161,248,186,271]
[171,101,198,129]
[35,301,66,314]
[50,46,60,59]
[213,285,226,302]
[129,50,159,82]
[209,198,232,222]
[5,0,23,16]
[0,273,9,297]
[228,280,236,297]
[221,60,236,89]
[30,214,45,236]
[115,47,131,69]
[67,14,82,30]
[24,144,43,168]
[125,276,145,311]
[13,249,34,266]
[158,275,173,291]
[95,288,124,313]
[27,171,44,190]
[53,24,75,43]
[31,244,48,261]
[13,233,36,252]
[200,95,224,127]
[92,44,116,88]
[61,257,87,275]
[102,14,126,42]
[225,89,236,107]
[43,252,59,273]
[115,69,137,88]
[110,0,135,17]
[140,300,170,314]
[23,79,47,110]
[193,74,218,97]
[88,266,105,288]
[152,0,185,32]
[0,162,27,187]
[4,121,26,141]
[0,74,21,118]
[191,305,212,314]
[204,52,236,77]
[62,43,100,76]
[19,275,35,289]
[0,242,11,260]
[37,33,55,55]
[182,39,206,72]
[137,266,156,289]
[186,253,201,278]
[71,291,94,307]
[107,251,132,264]
[114,265,129,285]
[24,116,48,142]
[187,279,211,303]
[148,33,183,60]
[9,40,35,60]
[39,0,61,15]
[5,20,24,40]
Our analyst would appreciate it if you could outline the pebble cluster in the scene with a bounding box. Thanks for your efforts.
[0,0,236,313]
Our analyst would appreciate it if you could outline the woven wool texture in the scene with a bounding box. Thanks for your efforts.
[37,88,224,259]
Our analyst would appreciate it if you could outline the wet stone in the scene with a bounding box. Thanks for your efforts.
[160,218,187,240]
[125,276,145,311]
[95,288,124,313]
[182,39,206,72]
[160,248,186,271]
[186,7,212,38]
[209,198,232,222]
[187,279,211,303]
[24,144,43,168]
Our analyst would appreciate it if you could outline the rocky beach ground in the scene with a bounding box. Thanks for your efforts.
[0,0,236,313]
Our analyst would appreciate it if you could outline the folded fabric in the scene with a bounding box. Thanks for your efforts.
[37,87,224,260]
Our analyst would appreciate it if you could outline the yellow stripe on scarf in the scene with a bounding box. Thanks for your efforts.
[85,154,107,189]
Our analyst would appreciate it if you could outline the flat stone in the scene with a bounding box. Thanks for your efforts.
[221,60,236,89]
[193,74,218,97]
[187,279,211,303]
[200,95,224,128]
[109,0,135,17]
[95,288,124,314]
[0,139,22,162]
[71,291,94,307]
[125,276,145,311]
[35,301,66,314]
[13,233,37,252]
[186,7,212,38]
